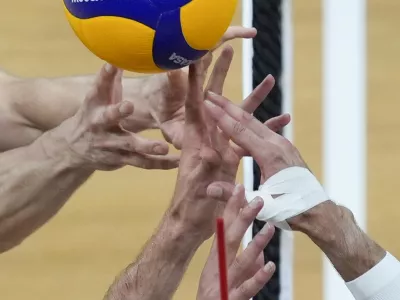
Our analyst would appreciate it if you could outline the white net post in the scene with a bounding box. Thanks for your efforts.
[242,1,294,300]
[322,0,367,299]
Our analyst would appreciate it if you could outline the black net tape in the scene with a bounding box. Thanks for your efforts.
[252,0,283,300]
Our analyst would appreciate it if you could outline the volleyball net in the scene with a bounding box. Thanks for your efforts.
[241,0,367,300]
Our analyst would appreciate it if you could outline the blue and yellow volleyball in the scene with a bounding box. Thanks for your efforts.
[63,0,238,73]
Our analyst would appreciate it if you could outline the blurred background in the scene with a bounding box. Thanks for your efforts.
[0,0,399,299]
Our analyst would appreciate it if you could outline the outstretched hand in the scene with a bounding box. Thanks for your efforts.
[143,26,258,150]
[45,64,179,171]
[197,184,276,300]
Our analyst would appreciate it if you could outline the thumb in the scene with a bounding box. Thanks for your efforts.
[98,101,134,127]
[211,26,257,52]
[207,181,236,201]
[86,63,121,107]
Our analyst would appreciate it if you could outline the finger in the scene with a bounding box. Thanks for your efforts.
[232,114,291,157]
[112,67,124,103]
[95,63,120,102]
[205,45,234,95]
[199,145,222,169]
[96,134,170,156]
[211,27,257,52]
[241,74,275,113]
[100,101,134,126]
[205,97,269,162]
[204,185,247,272]
[207,181,236,202]
[121,153,180,170]
[185,60,207,129]
[255,252,264,269]
[206,92,269,138]
[231,262,276,300]
[225,197,264,264]
[264,113,291,133]
[202,52,214,77]
[229,223,275,286]
[203,47,233,151]
[222,184,247,226]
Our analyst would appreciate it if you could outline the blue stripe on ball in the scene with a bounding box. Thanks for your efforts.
[64,0,160,29]
[150,0,191,11]
[152,8,208,70]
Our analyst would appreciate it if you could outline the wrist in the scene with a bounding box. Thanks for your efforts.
[288,200,340,234]
[34,119,94,174]
[163,211,206,247]
[290,201,386,281]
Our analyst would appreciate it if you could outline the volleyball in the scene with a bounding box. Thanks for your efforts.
[63,0,238,73]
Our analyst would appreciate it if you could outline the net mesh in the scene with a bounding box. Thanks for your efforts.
[251,0,283,299]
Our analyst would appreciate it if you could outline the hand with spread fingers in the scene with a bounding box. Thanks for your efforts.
[204,86,305,182]
[169,45,290,238]
[197,184,276,300]
[129,27,260,150]
[103,47,289,300]
[42,64,179,171]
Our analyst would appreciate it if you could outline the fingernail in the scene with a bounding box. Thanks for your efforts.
[249,197,262,208]
[233,184,242,196]
[153,145,167,154]
[119,102,133,115]
[105,63,113,73]
[208,186,223,198]
[260,223,271,235]
[264,262,275,273]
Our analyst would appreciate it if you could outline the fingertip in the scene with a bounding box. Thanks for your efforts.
[263,261,276,274]
[222,44,234,54]
[207,185,224,198]
[265,74,276,84]
[104,63,118,75]
[118,101,134,117]
[152,143,169,155]
[166,155,181,169]
[245,27,258,38]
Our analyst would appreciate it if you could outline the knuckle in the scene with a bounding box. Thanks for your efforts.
[239,205,255,222]
[238,283,252,299]
[241,110,253,122]
[233,121,246,135]
[122,140,133,151]
[233,254,250,272]
[225,232,239,249]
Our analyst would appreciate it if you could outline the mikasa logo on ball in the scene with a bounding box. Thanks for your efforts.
[169,53,193,67]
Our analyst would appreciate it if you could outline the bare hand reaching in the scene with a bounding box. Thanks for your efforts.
[168,46,290,239]
[42,64,179,171]
[205,88,305,180]
[135,27,258,150]
[197,185,276,300]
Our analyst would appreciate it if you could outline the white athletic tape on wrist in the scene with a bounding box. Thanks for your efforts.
[245,167,329,230]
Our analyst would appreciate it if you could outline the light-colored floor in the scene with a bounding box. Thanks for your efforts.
[0,1,399,299]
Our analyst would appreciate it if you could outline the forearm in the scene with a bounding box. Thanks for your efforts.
[105,215,202,300]
[292,201,386,282]
[0,133,93,252]
[297,202,400,300]
[0,71,157,151]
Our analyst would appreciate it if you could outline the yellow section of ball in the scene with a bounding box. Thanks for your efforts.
[64,5,163,73]
[180,0,238,50]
